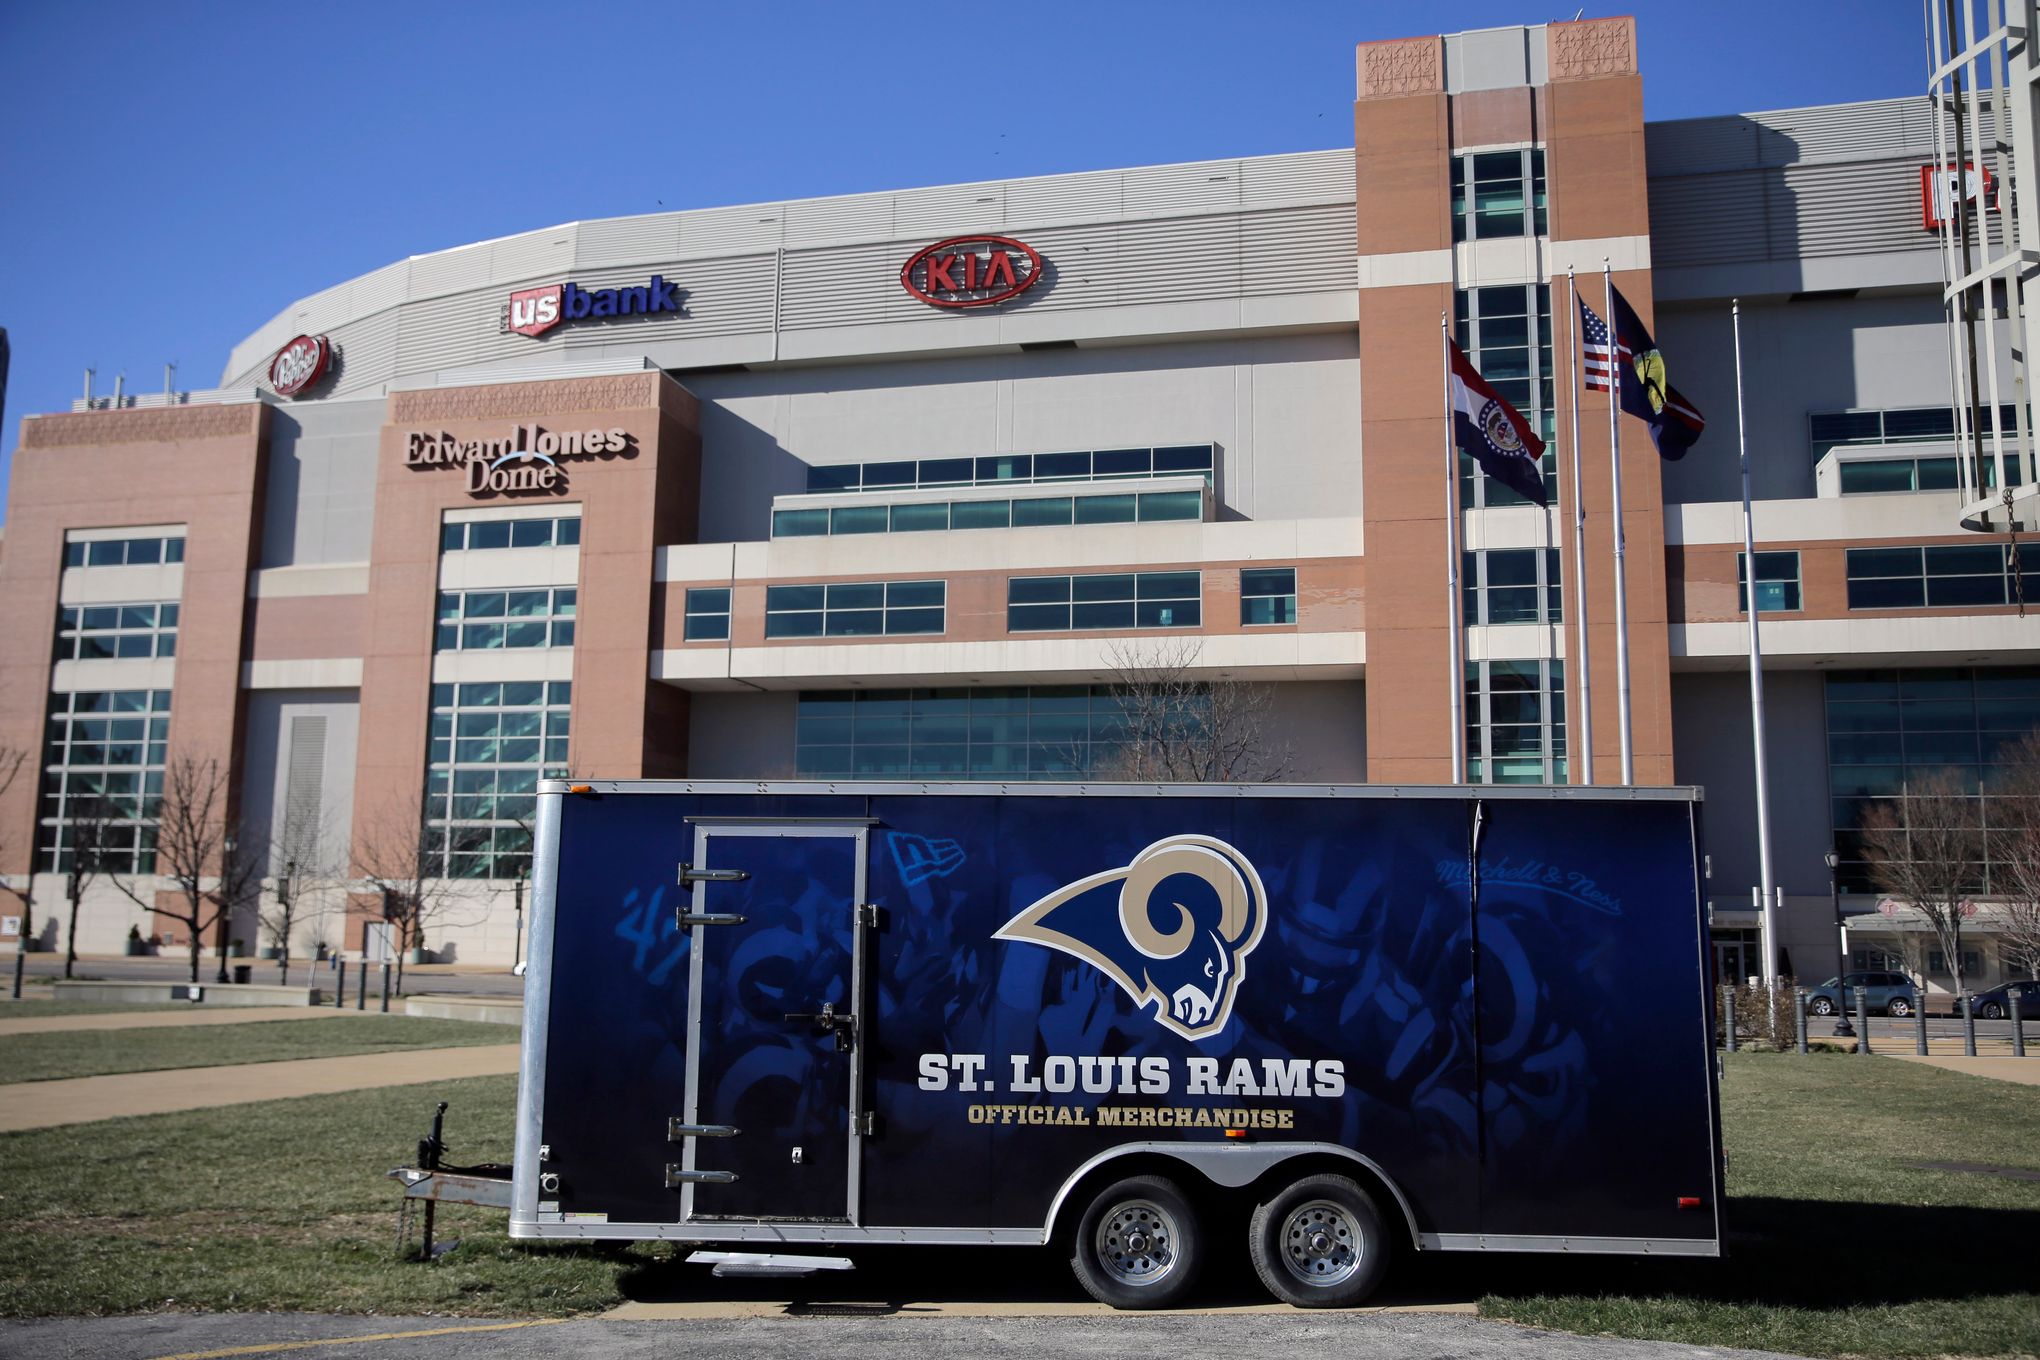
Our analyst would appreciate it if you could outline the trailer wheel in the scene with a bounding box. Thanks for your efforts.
[1248,1173,1389,1308]
[1068,1174,1202,1310]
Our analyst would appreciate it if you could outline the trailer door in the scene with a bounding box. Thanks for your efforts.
[677,822,867,1224]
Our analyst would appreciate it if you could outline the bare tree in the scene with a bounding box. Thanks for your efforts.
[1,744,35,999]
[111,756,265,984]
[353,795,465,995]
[59,796,119,980]
[1861,769,1983,999]
[1987,730,2040,980]
[1094,639,1295,783]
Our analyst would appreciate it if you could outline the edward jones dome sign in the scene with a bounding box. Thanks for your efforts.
[405,423,635,496]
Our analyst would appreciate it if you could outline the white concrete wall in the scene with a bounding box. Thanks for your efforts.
[682,332,1361,542]
[259,397,384,568]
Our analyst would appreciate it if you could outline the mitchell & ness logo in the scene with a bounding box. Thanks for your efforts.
[996,835,1267,1042]
[503,276,683,338]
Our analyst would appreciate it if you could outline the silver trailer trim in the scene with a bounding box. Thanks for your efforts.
[509,789,563,1236]
[1420,1233,1720,1257]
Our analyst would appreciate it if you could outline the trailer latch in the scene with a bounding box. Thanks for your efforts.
[782,1000,857,1052]
[666,1166,738,1188]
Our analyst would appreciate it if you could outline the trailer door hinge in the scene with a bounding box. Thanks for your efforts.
[680,862,750,887]
[862,1111,877,1137]
[856,903,881,928]
[668,1119,739,1141]
[666,1166,738,1188]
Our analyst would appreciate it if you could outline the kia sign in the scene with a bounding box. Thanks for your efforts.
[268,335,332,397]
[901,236,1043,309]
[1921,162,1997,230]
[503,276,682,338]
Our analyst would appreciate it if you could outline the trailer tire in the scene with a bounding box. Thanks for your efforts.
[1068,1174,1203,1310]
[1247,1173,1389,1308]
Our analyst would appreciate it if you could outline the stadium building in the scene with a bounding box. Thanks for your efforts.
[3,17,2034,992]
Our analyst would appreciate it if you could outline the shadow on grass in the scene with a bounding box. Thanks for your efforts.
[1460,1195,2040,1310]
[606,1195,2037,1314]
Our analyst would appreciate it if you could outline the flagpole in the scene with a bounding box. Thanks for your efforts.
[1442,313,1467,785]
[1603,260,1635,785]
[1566,270,1594,786]
[1733,298,1779,984]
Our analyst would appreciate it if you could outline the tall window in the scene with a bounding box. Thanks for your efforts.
[424,681,570,880]
[1465,659,1566,784]
[795,686,1190,780]
[434,589,576,651]
[1462,549,1562,625]
[1008,572,1201,632]
[1455,285,1556,508]
[1450,148,1547,241]
[37,689,170,873]
[764,581,945,638]
[1824,666,2040,892]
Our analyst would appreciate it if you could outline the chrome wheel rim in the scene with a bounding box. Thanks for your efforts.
[1279,1199,1363,1288]
[1094,1198,1180,1288]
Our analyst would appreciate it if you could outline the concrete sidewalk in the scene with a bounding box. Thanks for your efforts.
[0,1006,362,1038]
[0,1043,518,1132]
[1884,1052,2040,1086]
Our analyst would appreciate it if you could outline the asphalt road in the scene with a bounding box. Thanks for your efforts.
[0,1311,1809,1360]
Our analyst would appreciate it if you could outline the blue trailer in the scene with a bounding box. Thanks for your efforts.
[506,779,1721,1308]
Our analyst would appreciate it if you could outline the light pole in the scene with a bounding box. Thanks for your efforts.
[512,861,527,973]
[1826,849,1854,1038]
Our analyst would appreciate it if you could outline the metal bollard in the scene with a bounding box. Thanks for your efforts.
[357,957,367,1010]
[335,958,347,1009]
[1794,988,1808,1054]
[2013,990,2027,1059]
[1723,986,1738,1052]
[1854,986,1871,1054]
[380,962,391,1014]
[1962,993,1977,1057]
[1914,997,1928,1056]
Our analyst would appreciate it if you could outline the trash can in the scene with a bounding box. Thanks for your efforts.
[232,964,252,984]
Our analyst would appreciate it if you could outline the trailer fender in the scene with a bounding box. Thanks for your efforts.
[1041,1141,1421,1247]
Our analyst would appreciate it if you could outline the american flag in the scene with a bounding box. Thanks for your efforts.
[1579,295,1619,392]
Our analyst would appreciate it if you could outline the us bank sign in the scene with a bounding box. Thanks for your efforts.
[405,423,634,496]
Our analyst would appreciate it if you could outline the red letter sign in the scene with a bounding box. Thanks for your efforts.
[901,236,1043,308]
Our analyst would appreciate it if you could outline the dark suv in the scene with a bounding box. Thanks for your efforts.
[1807,971,1919,1017]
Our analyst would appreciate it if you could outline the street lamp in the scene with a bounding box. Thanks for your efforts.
[275,858,296,983]
[1826,849,1855,1038]
[216,833,236,983]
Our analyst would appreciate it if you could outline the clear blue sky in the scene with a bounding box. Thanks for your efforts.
[0,1,1924,507]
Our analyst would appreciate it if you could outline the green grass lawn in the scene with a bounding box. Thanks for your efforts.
[1476,1051,2040,1358]
[0,999,203,1019]
[0,1016,514,1084]
[0,1049,2034,1354]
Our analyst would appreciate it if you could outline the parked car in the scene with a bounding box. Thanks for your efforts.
[1807,971,1919,1017]
[1970,978,2040,1020]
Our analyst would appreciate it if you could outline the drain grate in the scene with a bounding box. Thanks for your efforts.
[1912,1160,2040,1181]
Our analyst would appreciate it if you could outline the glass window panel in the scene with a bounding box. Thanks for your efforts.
[1009,577,1072,605]
[506,590,551,617]
[1137,491,1201,521]
[773,509,829,538]
[768,584,826,612]
[807,464,860,493]
[1137,600,1199,628]
[919,458,974,486]
[765,611,824,639]
[1847,577,1925,609]
[886,581,945,608]
[1840,460,1916,494]
[126,539,162,565]
[505,620,549,648]
[976,454,1032,482]
[827,582,885,610]
[115,635,153,658]
[686,587,731,615]
[825,609,885,637]
[1035,452,1091,480]
[951,499,1011,530]
[510,519,554,548]
[1074,494,1136,524]
[889,502,950,533]
[467,521,512,550]
[1092,448,1152,477]
[87,541,125,566]
[464,592,507,618]
[1242,596,1295,625]
[1241,568,1296,597]
[82,606,120,629]
[64,543,85,567]
[1926,544,2006,577]
[164,539,184,564]
[1926,573,2007,607]
[1072,574,1136,603]
[442,523,465,551]
[1883,407,1957,440]
[831,505,889,535]
[1916,457,1960,490]
[684,615,730,642]
[1072,601,1137,630]
[1012,497,1073,527]
[556,517,581,547]
[864,461,916,489]
[1008,603,1071,631]
[885,607,944,634]
[1152,445,1215,475]
[459,683,502,707]
[1139,572,1201,599]
[462,622,506,649]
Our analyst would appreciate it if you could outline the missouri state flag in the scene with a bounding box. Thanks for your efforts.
[1448,338,1548,506]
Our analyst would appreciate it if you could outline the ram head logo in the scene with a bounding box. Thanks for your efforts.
[995,835,1267,1042]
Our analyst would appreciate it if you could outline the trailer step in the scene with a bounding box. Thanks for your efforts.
[687,1250,855,1279]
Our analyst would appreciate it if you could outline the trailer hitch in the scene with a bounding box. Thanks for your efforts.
[783,1000,857,1052]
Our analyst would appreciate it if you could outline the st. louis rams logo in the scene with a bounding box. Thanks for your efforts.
[995,835,1267,1042]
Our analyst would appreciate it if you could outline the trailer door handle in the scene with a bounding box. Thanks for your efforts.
[677,912,746,928]
[782,1002,856,1052]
